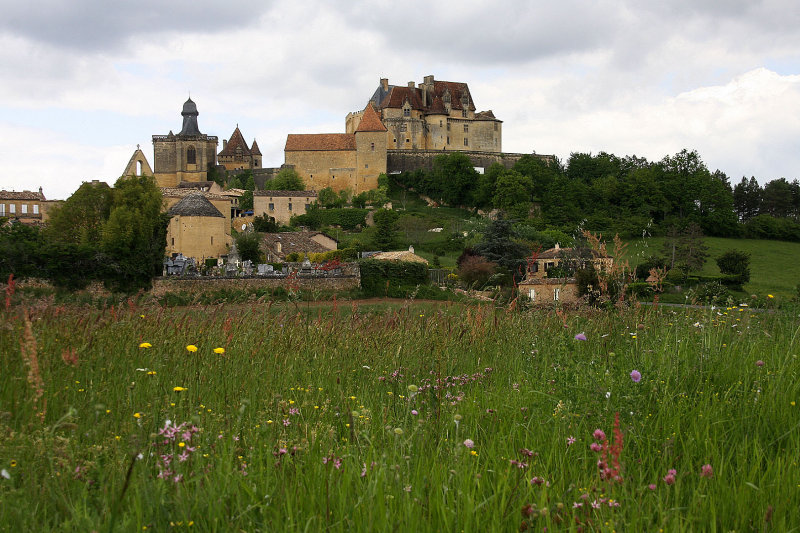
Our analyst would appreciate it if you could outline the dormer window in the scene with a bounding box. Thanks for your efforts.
[403,107,411,117]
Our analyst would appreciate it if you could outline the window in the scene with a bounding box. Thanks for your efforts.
[464,138,468,147]
[269,203,274,211]
[399,124,407,132]
[365,164,368,168]
[494,123,498,131]
[171,238,175,246]
[406,138,410,143]
[9,204,15,214]
[370,142,375,151]
[464,124,469,133]
[439,120,443,126]
[403,107,410,117]
[21,204,28,214]
[305,204,311,210]
[211,236,214,245]
[554,288,561,301]
[528,288,536,301]
[447,123,451,131]
[0,204,4,216]
[447,136,450,144]
[462,109,467,118]
[187,146,196,164]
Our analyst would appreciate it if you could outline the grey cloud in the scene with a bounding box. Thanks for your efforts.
[0,0,273,51]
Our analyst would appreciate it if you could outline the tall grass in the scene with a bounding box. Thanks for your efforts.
[1,299,798,531]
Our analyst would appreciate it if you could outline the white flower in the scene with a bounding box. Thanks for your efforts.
[1,469,9,479]
[605,391,611,399]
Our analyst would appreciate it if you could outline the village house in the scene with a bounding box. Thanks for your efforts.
[0,188,52,225]
[218,126,262,171]
[518,244,614,304]
[252,190,318,225]
[165,192,231,261]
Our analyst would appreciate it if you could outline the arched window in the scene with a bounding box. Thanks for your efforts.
[187,146,196,165]
[136,160,142,176]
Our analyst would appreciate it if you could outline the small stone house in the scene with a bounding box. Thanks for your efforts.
[529,244,613,279]
[518,277,580,304]
[252,190,318,225]
[0,188,50,225]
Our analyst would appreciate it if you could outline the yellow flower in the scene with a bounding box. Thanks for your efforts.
[213,347,225,354]
[179,442,185,448]
[768,294,774,299]
[470,450,478,456]
[133,412,142,418]
[10,460,17,467]
[186,345,198,353]
[139,342,152,349]
[173,386,187,392]
[147,371,156,376]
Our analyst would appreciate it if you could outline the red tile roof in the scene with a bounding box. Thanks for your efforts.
[378,79,476,112]
[250,139,262,155]
[355,104,387,132]
[285,134,355,151]
[379,86,426,110]
[0,190,45,201]
[219,127,252,157]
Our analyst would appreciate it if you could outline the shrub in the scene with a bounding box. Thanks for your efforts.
[690,281,730,304]
[456,255,496,289]
[359,259,429,297]
[716,250,750,288]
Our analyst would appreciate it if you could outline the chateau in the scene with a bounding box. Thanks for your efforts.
[345,75,502,152]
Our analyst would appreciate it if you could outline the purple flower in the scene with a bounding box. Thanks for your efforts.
[574,333,587,341]
[756,360,765,367]
[463,439,475,449]
[630,369,642,383]
[411,409,418,416]
[700,464,713,478]
[593,429,606,441]
[590,442,602,452]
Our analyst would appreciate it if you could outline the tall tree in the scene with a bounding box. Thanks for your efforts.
[269,168,305,190]
[732,176,762,222]
[473,218,530,282]
[46,181,114,245]
[372,208,400,250]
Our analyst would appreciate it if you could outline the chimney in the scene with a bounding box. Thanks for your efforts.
[223,139,227,150]
[409,245,414,254]
[555,243,560,250]
[408,81,415,89]
[380,78,388,91]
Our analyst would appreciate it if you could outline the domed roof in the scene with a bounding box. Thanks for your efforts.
[182,97,198,116]
[168,192,224,218]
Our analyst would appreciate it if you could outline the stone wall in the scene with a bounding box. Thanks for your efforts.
[387,150,550,174]
[151,275,360,296]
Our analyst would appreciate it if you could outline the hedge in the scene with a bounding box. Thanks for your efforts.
[359,259,429,297]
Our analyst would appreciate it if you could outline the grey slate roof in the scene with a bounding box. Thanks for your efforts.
[168,192,224,218]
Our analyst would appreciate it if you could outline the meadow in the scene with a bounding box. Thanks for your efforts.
[1,297,799,531]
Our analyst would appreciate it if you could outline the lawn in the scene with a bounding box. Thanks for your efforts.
[625,236,800,299]
[2,298,799,531]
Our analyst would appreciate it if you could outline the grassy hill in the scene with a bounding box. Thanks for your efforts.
[625,236,800,298]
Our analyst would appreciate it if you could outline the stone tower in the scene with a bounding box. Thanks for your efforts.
[152,98,219,187]
[354,104,387,192]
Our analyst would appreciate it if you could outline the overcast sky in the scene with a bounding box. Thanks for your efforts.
[1,0,798,199]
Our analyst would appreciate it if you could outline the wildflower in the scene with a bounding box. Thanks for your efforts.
[593,429,606,441]
[1,469,9,479]
[213,347,225,354]
[394,428,404,435]
[756,360,765,367]
[663,469,677,485]
[567,436,576,446]
[574,333,587,341]
[133,412,142,419]
[407,384,418,393]
[139,342,152,349]
[648,483,657,490]
[630,370,642,383]
[768,294,774,299]
[411,409,418,416]
[590,442,602,452]
[463,439,475,448]
[470,450,478,456]
[700,464,713,478]
[186,345,198,353]
[173,386,187,392]
[283,419,290,427]
[530,476,545,486]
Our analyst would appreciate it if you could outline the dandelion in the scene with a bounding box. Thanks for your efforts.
[463,439,475,448]
[173,386,187,392]
[470,450,478,456]
[574,333,587,341]
[700,464,714,478]
[186,345,198,353]
[133,412,142,419]
[630,370,642,383]
[139,342,152,349]
[768,294,774,299]
[213,347,225,354]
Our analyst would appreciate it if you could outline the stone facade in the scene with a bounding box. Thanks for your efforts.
[165,192,231,261]
[122,146,154,177]
[386,149,536,174]
[152,98,219,187]
[528,244,614,279]
[252,190,318,225]
[346,75,502,153]
[518,278,580,304]
[284,104,387,193]
[0,188,49,224]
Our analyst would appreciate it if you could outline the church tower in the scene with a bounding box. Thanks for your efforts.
[152,98,219,187]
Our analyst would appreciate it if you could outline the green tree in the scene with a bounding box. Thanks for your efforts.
[317,187,342,208]
[46,181,114,245]
[662,223,709,275]
[235,232,264,264]
[372,208,400,250]
[472,218,530,282]
[430,152,479,206]
[240,190,254,212]
[733,176,762,222]
[716,250,750,288]
[252,214,278,233]
[270,168,305,190]
[492,169,532,214]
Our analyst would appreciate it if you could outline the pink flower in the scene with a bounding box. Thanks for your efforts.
[283,419,291,427]
[411,410,418,416]
[590,442,602,452]
[567,436,576,446]
[593,429,606,441]
[700,464,713,478]
[663,469,677,485]
[574,333,587,341]
[648,483,657,490]
[630,370,642,383]
[756,360,764,367]
[463,439,475,449]
[530,476,545,486]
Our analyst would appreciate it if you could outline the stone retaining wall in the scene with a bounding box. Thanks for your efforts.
[150,275,360,296]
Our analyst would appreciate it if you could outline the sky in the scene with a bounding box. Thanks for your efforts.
[1,0,799,199]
